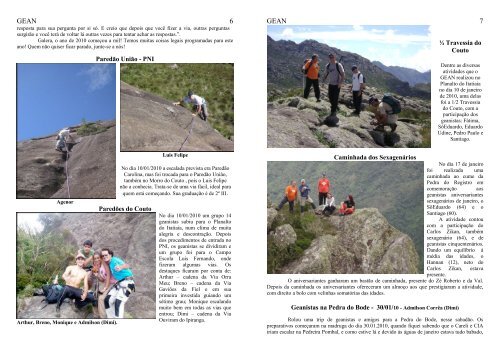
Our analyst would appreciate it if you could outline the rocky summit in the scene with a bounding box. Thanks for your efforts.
[268,208,420,274]
[16,121,116,198]
[120,82,234,152]
[17,213,156,319]
[267,36,430,100]
[268,85,430,148]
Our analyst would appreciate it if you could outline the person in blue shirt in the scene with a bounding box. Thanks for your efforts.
[101,248,134,318]
[298,179,316,213]
[174,90,209,121]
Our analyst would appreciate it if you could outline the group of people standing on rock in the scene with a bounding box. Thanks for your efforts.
[276,174,355,216]
[53,240,135,319]
[301,53,399,132]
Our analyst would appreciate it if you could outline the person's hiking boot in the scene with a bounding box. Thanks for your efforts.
[374,125,385,132]
[390,123,397,132]
[316,99,321,102]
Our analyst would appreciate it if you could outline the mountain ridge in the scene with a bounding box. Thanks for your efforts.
[373,60,431,86]
[267,36,430,100]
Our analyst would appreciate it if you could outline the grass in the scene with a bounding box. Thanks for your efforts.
[313,130,336,148]
[399,108,431,148]
[121,63,234,139]
[76,119,108,136]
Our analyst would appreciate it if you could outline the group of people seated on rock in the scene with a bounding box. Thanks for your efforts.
[51,240,135,319]
[275,174,355,216]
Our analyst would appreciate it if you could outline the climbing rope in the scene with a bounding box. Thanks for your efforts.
[178,114,196,152]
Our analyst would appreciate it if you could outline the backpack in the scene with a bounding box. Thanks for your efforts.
[326,62,342,75]
[302,59,312,75]
[356,72,366,84]
[382,94,401,114]
[41,284,64,304]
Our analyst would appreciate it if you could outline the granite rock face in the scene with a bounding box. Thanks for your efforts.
[120,82,233,152]
[16,121,116,199]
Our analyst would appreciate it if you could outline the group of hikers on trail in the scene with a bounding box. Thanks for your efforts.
[302,53,400,132]
[276,173,355,216]
[37,240,135,319]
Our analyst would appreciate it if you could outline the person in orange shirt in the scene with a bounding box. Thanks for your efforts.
[303,54,321,102]
[276,180,298,213]
[317,173,331,206]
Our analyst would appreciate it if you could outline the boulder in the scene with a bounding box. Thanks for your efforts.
[16,122,116,198]
[267,106,326,148]
[267,208,278,231]
[272,224,297,249]
[17,296,96,319]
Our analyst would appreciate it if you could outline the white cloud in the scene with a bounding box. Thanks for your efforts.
[369,45,431,72]
[82,64,113,91]
[17,213,43,233]
[273,27,430,46]
[281,28,294,38]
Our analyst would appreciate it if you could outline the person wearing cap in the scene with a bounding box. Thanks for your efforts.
[174,90,209,121]
[368,96,398,132]
[323,53,345,115]
[302,54,321,102]
[276,180,299,213]
[350,65,365,115]
[55,253,95,317]
[298,179,316,213]
[102,248,135,319]
[317,173,331,206]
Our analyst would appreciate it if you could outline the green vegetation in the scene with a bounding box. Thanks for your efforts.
[17,216,77,297]
[121,63,234,139]
[268,209,335,273]
[313,130,336,148]
[267,161,424,272]
[76,118,108,136]
[399,109,431,148]
[268,87,303,101]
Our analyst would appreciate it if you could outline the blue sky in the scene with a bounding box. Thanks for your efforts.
[17,63,116,141]
[268,25,431,72]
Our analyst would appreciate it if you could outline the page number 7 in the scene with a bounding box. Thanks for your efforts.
[480,18,483,23]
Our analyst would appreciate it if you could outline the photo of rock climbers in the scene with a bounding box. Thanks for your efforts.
[120,63,234,152]
[16,63,116,198]
[16,212,155,319]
